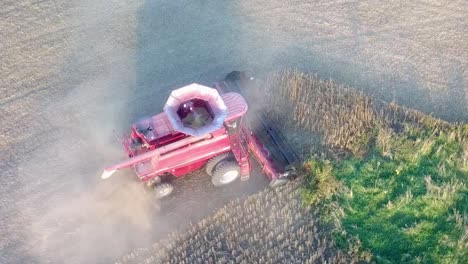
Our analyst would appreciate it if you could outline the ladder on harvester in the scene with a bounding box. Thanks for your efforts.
[229,130,251,181]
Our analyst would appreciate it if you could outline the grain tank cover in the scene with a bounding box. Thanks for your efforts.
[163,83,228,136]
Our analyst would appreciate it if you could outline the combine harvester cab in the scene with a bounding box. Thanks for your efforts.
[102,72,298,198]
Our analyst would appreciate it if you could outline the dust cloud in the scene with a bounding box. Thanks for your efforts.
[13,1,162,263]
[17,78,161,264]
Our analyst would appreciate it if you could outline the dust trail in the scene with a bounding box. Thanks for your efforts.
[18,75,162,263]
[12,1,164,263]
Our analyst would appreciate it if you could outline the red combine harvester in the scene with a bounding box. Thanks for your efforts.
[102,72,299,198]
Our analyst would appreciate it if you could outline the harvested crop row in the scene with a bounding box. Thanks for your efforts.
[117,181,353,264]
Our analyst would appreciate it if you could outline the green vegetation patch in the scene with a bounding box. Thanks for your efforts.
[304,115,467,263]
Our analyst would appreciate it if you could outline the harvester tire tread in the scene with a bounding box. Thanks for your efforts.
[154,182,174,199]
[205,152,234,176]
[211,160,240,186]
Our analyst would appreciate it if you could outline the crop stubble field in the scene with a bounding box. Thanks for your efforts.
[1,0,467,263]
[117,181,353,264]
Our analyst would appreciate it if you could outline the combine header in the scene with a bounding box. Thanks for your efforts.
[102,72,299,198]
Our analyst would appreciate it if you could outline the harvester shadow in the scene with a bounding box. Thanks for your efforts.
[119,0,271,245]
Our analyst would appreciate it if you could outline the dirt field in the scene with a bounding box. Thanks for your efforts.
[1,0,467,263]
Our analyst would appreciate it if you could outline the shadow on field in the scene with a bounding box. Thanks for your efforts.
[131,0,246,117]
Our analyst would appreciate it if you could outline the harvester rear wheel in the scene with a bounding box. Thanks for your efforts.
[154,182,174,199]
[205,152,234,176]
[211,160,240,186]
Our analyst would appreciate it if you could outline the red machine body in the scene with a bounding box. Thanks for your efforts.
[102,73,298,197]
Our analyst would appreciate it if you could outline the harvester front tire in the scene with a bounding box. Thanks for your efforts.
[205,152,234,176]
[154,182,174,199]
[211,160,240,186]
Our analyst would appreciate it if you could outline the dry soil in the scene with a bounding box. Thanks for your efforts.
[1,0,467,263]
